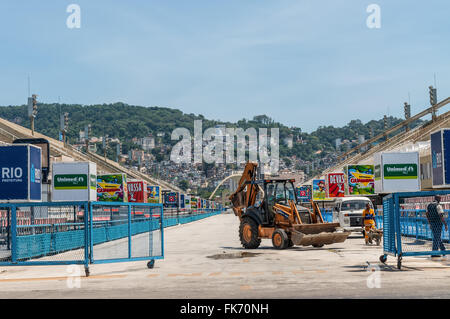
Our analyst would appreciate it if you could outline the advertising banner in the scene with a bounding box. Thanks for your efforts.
[147,185,161,203]
[347,165,375,195]
[0,145,42,201]
[1,146,28,200]
[444,130,450,185]
[374,152,420,193]
[191,197,198,209]
[184,195,191,209]
[312,179,326,200]
[326,173,346,198]
[52,162,96,201]
[54,174,89,190]
[164,192,178,208]
[383,164,418,179]
[296,185,312,202]
[97,174,128,202]
[128,181,148,203]
[180,194,185,209]
[29,145,42,201]
[431,130,444,187]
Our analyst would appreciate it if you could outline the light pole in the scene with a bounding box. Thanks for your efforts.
[404,102,411,132]
[28,94,38,135]
[85,124,91,152]
[429,86,437,121]
[60,112,69,146]
[103,135,108,160]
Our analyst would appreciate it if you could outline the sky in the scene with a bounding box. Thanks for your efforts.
[0,1,449,132]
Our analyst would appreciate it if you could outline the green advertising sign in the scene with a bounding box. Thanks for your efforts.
[383,164,418,179]
[54,174,88,189]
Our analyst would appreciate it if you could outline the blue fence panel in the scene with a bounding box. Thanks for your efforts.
[381,191,450,269]
[383,195,396,255]
[53,229,84,253]
[16,233,52,260]
[0,203,221,267]
[6,202,90,265]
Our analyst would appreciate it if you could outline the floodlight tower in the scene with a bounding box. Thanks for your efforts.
[28,94,38,135]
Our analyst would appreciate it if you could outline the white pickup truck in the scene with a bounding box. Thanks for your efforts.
[332,196,373,233]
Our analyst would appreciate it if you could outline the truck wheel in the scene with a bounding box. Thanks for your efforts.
[272,229,289,250]
[239,217,261,249]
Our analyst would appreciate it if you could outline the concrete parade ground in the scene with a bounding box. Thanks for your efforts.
[0,212,450,298]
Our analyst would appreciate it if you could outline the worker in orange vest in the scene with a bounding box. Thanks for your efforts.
[362,202,377,245]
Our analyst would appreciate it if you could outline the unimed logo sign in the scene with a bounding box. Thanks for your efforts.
[383,164,417,179]
[54,174,88,189]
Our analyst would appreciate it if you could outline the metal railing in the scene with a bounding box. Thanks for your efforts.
[0,201,222,275]
[381,191,450,269]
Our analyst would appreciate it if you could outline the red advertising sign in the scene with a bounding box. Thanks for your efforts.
[326,173,346,198]
[128,181,148,203]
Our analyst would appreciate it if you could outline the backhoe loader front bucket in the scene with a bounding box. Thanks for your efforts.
[290,223,350,247]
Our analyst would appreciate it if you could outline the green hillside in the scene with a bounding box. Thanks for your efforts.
[0,102,424,168]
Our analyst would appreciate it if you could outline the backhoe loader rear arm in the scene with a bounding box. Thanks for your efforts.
[228,162,259,218]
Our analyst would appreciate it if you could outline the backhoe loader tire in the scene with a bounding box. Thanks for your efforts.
[239,217,261,249]
[272,229,289,250]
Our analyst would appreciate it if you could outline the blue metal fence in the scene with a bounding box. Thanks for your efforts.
[1,201,90,266]
[321,207,450,243]
[322,204,450,255]
[380,191,450,269]
[88,202,163,266]
[0,201,222,275]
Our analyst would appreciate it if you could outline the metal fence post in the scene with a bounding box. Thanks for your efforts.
[415,211,419,240]
[160,204,164,258]
[30,206,35,235]
[128,204,132,259]
[6,207,10,250]
[394,194,402,257]
[89,202,94,263]
[84,202,90,276]
[11,205,17,263]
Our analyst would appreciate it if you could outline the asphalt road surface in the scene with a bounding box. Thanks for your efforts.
[1,212,450,298]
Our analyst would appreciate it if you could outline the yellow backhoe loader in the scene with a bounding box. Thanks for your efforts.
[229,162,350,249]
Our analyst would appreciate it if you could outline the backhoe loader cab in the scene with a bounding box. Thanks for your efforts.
[256,179,310,225]
[229,162,350,250]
